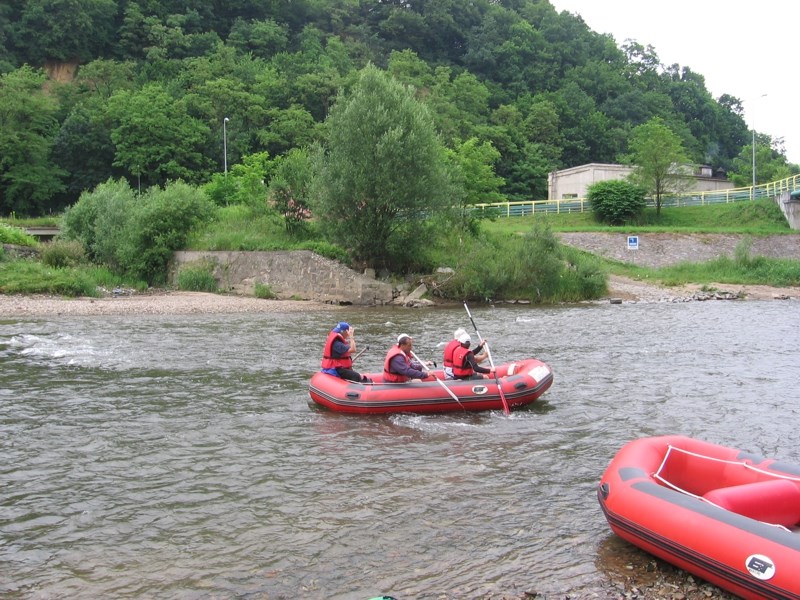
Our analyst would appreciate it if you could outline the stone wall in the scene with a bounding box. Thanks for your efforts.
[171,250,393,305]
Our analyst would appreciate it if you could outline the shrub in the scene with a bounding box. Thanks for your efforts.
[117,181,214,284]
[176,261,218,292]
[0,223,38,246]
[297,240,351,265]
[61,179,136,266]
[588,179,647,225]
[41,239,87,268]
[254,282,276,299]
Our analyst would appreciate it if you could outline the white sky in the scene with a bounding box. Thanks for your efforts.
[549,0,799,164]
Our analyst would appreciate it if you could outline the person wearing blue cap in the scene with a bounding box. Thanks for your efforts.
[321,322,371,383]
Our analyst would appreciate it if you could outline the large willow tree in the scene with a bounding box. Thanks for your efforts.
[312,64,454,271]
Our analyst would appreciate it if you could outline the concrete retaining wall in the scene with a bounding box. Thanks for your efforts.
[777,191,800,230]
[171,250,393,306]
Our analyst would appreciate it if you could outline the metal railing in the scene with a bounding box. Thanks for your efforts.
[472,174,800,217]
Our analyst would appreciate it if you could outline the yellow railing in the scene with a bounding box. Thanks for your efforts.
[473,174,800,217]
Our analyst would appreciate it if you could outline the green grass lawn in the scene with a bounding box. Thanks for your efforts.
[482,199,792,236]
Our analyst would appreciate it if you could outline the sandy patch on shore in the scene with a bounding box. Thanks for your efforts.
[0,291,335,317]
[1,276,797,318]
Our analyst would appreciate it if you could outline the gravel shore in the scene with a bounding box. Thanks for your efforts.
[1,276,797,318]
[0,290,334,317]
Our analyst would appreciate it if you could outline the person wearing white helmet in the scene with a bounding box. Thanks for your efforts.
[443,327,487,379]
[451,331,493,380]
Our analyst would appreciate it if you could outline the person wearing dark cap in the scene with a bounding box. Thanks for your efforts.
[321,321,371,383]
[383,333,431,383]
[451,331,493,380]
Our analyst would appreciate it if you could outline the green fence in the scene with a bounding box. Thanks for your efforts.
[473,174,800,217]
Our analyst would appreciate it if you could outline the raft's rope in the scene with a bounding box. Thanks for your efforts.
[653,444,800,529]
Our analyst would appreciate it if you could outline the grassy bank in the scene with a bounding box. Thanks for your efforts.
[483,199,792,235]
[3,199,799,298]
[480,199,800,289]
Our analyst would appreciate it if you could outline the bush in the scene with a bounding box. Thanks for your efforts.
[254,282,276,299]
[176,262,218,292]
[429,224,608,303]
[0,222,38,246]
[61,178,136,267]
[588,180,647,225]
[41,239,87,268]
[118,181,214,284]
[297,240,351,265]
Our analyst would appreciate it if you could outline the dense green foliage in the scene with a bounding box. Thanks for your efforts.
[0,222,38,246]
[312,64,452,270]
[176,261,218,292]
[625,117,691,215]
[40,238,87,268]
[427,224,606,302]
[62,179,213,284]
[587,179,647,225]
[2,0,797,217]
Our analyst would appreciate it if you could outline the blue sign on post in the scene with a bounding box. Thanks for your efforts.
[627,235,639,250]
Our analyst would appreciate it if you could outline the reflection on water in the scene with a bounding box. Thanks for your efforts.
[1,301,798,598]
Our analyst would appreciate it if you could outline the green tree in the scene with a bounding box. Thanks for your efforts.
[445,137,504,231]
[268,148,312,236]
[106,83,212,187]
[626,117,691,215]
[0,66,65,215]
[10,0,116,64]
[312,64,453,271]
[728,136,798,188]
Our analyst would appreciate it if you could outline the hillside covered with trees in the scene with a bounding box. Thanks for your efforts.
[1,0,796,218]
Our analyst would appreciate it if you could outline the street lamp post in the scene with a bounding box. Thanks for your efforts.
[223,117,230,175]
[750,94,767,191]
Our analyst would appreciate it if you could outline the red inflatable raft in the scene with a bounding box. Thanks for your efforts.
[308,358,552,415]
[598,435,800,600]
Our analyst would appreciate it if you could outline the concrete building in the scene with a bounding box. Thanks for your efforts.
[547,163,734,200]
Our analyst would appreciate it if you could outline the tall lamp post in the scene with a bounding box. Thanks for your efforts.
[750,94,767,191]
[223,117,230,175]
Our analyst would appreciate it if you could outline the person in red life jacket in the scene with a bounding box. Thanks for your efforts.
[321,321,372,383]
[451,332,493,380]
[383,333,431,383]
[443,327,488,379]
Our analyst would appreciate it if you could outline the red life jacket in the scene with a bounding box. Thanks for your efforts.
[383,345,410,383]
[321,330,352,369]
[452,345,474,378]
[443,338,460,369]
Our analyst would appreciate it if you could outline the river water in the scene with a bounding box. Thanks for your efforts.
[1,300,798,599]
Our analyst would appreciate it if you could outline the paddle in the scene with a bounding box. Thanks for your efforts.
[464,302,510,415]
[351,345,369,363]
[410,350,466,411]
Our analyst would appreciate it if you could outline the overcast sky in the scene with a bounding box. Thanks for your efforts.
[548,0,799,165]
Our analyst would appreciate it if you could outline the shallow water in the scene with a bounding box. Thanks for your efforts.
[1,301,798,599]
